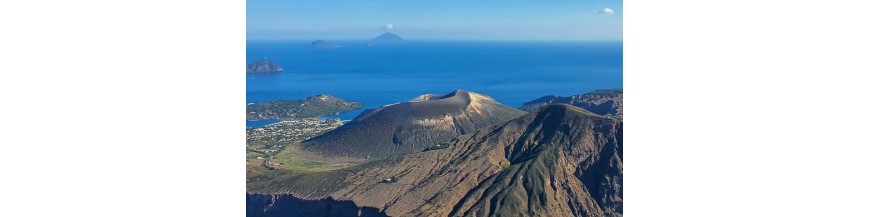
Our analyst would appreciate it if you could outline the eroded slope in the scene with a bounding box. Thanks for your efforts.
[249,104,622,217]
[300,90,525,159]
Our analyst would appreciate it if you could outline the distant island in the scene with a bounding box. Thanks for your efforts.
[246,95,363,120]
[310,40,342,49]
[246,59,284,73]
[368,32,404,46]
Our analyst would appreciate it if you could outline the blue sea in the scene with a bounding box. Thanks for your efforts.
[247,40,622,127]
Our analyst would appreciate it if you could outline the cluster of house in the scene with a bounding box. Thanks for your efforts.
[322,118,343,126]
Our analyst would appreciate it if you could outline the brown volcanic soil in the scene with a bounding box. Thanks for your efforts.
[248,104,622,217]
[300,90,526,159]
[520,89,623,119]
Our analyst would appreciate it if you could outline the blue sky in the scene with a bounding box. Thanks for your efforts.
[247,0,622,41]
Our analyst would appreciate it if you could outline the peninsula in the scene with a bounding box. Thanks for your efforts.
[246,95,363,121]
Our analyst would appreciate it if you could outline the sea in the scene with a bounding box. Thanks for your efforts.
[247,40,622,127]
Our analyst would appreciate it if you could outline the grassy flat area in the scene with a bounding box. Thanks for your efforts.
[268,145,360,172]
[246,118,339,157]
[246,118,366,186]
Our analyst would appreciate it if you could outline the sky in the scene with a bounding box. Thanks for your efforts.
[247,0,622,41]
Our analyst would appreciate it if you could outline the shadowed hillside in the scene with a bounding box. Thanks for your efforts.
[249,104,622,217]
[520,89,623,119]
[247,194,386,217]
[300,90,525,159]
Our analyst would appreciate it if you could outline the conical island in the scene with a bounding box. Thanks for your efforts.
[368,32,405,46]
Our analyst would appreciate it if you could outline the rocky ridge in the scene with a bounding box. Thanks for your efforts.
[248,104,623,217]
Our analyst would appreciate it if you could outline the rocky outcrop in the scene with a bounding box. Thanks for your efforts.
[520,89,623,119]
[248,104,622,217]
[247,59,284,73]
[247,193,386,217]
[408,94,443,102]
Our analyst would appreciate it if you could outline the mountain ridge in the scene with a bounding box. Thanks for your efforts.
[248,104,622,216]
[521,89,623,119]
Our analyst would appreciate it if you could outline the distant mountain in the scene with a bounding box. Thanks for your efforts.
[368,32,404,46]
[246,59,284,73]
[520,89,623,118]
[246,95,363,120]
[248,104,623,216]
[310,40,342,49]
[300,90,525,159]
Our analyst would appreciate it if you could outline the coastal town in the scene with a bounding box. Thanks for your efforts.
[246,117,343,159]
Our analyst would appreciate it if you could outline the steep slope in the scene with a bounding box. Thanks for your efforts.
[300,90,525,159]
[520,89,623,118]
[248,104,622,217]
[247,194,386,217]
[371,32,404,42]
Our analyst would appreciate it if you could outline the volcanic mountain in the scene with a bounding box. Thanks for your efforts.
[248,104,623,216]
[371,32,404,42]
[521,89,623,118]
[300,90,525,159]
[367,32,405,46]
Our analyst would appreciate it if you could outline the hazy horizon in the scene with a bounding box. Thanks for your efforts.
[246,38,624,42]
[247,0,622,41]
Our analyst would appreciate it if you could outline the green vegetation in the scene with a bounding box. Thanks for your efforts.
[423,142,450,151]
[250,104,623,216]
[246,59,284,73]
[246,95,362,120]
[245,95,367,192]
[246,118,346,180]
[246,118,340,158]
[265,146,358,172]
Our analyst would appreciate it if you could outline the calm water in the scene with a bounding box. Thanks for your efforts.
[246,119,281,128]
[247,40,622,127]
